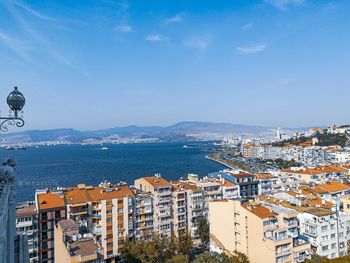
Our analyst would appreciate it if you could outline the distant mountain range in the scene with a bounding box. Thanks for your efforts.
[0,121,313,143]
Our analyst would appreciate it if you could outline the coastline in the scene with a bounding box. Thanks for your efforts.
[205,155,234,169]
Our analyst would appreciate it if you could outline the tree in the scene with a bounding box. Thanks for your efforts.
[176,231,193,257]
[122,233,192,263]
[168,254,190,263]
[232,251,250,263]
[192,251,232,263]
[304,254,330,263]
[198,218,210,244]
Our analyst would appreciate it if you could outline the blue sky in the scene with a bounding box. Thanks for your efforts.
[0,0,349,130]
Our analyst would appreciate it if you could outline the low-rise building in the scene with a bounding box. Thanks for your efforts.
[54,219,103,262]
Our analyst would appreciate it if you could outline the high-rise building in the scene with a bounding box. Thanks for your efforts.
[35,189,67,263]
[134,175,173,238]
[133,189,154,241]
[64,182,135,260]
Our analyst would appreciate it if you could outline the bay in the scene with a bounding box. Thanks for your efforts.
[0,141,225,202]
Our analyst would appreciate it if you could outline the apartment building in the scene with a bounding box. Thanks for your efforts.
[64,183,135,259]
[171,180,205,243]
[16,201,38,262]
[133,190,154,241]
[134,175,173,238]
[217,171,259,198]
[298,209,350,259]
[255,173,274,195]
[206,173,240,199]
[35,189,67,263]
[209,200,311,263]
[279,165,349,183]
[54,219,103,262]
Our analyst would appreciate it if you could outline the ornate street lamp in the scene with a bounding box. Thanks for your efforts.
[0,87,25,132]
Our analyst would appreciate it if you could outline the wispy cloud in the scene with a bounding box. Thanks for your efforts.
[241,22,253,30]
[145,34,168,42]
[1,0,89,77]
[164,13,183,25]
[183,39,208,50]
[265,0,304,10]
[236,44,266,54]
[115,24,133,33]
[0,31,32,61]
[12,1,54,21]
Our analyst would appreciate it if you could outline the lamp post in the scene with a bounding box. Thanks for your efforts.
[0,87,25,132]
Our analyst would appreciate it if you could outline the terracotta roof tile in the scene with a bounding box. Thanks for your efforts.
[65,188,90,205]
[86,185,134,201]
[143,176,171,187]
[243,203,276,219]
[37,191,65,210]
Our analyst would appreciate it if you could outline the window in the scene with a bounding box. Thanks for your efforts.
[321,226,328,232]
[55,210,61,218]
[331,233,336,238]
[321,235,328,241]
[107,242,113,247]
[330,224,335,230]
[331,243,336,249]
[41,212,47,220]
[322,245,328,251]
[339,232,344,238]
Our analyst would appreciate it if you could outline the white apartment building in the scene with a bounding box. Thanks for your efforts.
[298,209,350,259]
[134,175,173,238]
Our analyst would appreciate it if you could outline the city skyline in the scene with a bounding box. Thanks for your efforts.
[1,0,350,130]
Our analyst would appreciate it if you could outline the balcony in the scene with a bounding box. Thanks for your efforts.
[91,213,101,219]
[91,227,102,235]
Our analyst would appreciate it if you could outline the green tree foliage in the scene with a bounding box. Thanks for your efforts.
[192,251,249,263]
[198,218,210,244]
[314,133,348,147]
[192,251,232,263]
[176,231,193,256]
[122,233,192,263]
[304,254,350,263]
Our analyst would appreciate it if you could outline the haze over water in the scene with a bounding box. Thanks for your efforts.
[0,142,225,202]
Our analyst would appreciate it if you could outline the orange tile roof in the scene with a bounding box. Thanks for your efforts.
[228,172,255,179]
[281,165,348,175]
[37,191,65,210]
[256,195,313,212]
[243,203,276,219]
[206,177,235,187]
[306,198,333,209]
[312,181,350,194]
[143,176,171,187]
[65,188,90,205]
[255,173,273,179]
[86,185,134,201]
[171,181,200,191]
